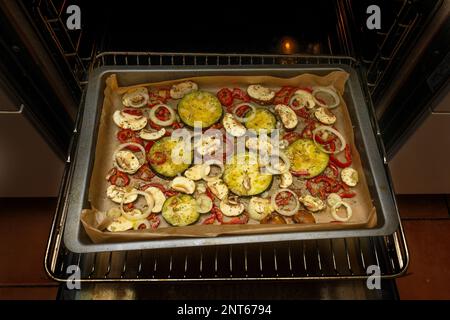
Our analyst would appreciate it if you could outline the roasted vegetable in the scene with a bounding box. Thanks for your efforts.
[162,194,200,226]
[285,138,329,179]
[244,108,277,134]
[223,153,273,196]
[148,137,192,178]
[177,91,223,128]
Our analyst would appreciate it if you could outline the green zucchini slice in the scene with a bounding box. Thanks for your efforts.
[148,137,192,178]
[177,91,223,128]
[285,138,329,179]
[244,108,277,134]
[162,194,199,226]
[223,153,273,196]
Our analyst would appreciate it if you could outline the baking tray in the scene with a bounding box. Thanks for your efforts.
[63,65,400,253]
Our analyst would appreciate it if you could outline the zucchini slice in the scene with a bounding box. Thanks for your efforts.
[244,108,277,134]
[223,153,273,196]
[162,194,199,226]
[148,137,192,178]
[285,138,329,179]
[177,91,223,128]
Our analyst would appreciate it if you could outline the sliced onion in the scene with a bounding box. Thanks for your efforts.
[312,126,346,154]
[149,104,176,126]
[120,190,154,220]
[203,159,224,181]
[113,142,146,173]
[312,86,340,109]
[271,189,299,216]
[233,103,256,123]
[331,201,353,222]
[264,152,290,175]
[289,92,314,110]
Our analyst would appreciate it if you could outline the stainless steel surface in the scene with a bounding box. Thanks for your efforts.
[64,61,399,253]
[45,52,408,281]
[0,105,64,197]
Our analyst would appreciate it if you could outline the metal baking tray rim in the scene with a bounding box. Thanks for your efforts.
[63,64,400,253]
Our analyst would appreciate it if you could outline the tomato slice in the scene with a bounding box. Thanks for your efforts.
[135,164,155,181]
[122,109,143,116]
[231,88,250,102]
[117,129,144,151]
[217,88,233,107]
[108,168,130,187]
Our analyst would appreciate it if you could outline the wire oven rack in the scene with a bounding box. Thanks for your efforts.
[44,52,409,282]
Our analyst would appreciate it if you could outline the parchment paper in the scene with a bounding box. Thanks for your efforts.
[81,71,377,244]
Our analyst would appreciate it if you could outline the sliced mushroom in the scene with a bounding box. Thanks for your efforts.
[196,182,207,194]
[274,104,298,129]
[248,197,273,221]
[143,186,166,213]
[107,216,134,232]
[219,196,245,217]
[170,176,196,194]
[194,135,221,156]
[196,194,213,213]
[170,81,198,99]
[114,150,142,174]
[315,107,337,125]
[341,167,359,187]
[184,164,210,181]
[122,87,149,108]
[207,179,229,200]
[245,137,273,154]
[279,171,293,188]
[113,110,147,131]
[293,89,315,109]
[106,185,138,204]
[139,128,166,141]
[299,195,326,212]
[222,113,246,137]
[247,84,275,105]
[326,193,342,207]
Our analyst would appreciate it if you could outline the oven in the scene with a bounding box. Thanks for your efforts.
[2,0,448,299]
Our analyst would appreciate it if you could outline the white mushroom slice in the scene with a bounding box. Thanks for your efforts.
[106,207,122,219]
[279,172,293,188]
[139,128,166,141]
[248,197,273,221]
[170,176,196,194]
[327,193,342,207]
[184,164,210,181]
[196,194,213,214]
[113,110,147,131]
[194,135,221,156]
[314,107,337,125]
[219,197,245,217]
[299,195,326,212]
[170,81,198,99]
[292,89,315,109]
[143,186,166,213]
[222,113,246,137]
[106,185,138,204]
[247,84,275,104]
[207,179,228,200]
[341,167,359,187]
[196,182,207,194]
[122,87,149,108]
[274,104,298,129]
[114,150,141,174]
[107,216,134,232]
[245,137,273,154]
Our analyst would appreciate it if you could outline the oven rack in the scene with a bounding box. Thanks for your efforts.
[45,52,408,282]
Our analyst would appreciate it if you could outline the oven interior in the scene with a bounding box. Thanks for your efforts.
[4,0,443,285]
